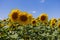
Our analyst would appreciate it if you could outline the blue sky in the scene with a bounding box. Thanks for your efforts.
[0,0,60,19]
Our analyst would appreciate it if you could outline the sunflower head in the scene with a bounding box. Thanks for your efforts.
[31,19,37,26]
[18,12,30,25]
[39,13,48,22]
[57,21,60,28]
[51,18,57,22]
[50,21,55,27]
[50,18,57,27]
[9,9,21,22]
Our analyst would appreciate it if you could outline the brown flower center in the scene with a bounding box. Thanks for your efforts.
[20,15,28,22]
[52,23,55,26]
[12,12,18,20]
[32,21,36,24]
[41,16,46,21]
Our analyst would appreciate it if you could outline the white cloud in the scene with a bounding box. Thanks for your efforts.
[32,11,36,13]
[40,0,45,3]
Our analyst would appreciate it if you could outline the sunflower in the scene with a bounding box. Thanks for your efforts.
[9,9,21,22]
[57,21,60,28]
[38,13,48,23]
[50,18,57,27]
[18,12,30,25]
[51,18,57,22]
[31,19,37,26]
[50,20,56,27]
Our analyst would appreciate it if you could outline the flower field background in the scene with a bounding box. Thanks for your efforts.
[0,9,60,40]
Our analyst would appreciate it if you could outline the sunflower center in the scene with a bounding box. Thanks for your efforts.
[41,16,46,21]
[32,21,36,24]
[12,12,18,20]
[52,23,55,25]
[20,15,28,22]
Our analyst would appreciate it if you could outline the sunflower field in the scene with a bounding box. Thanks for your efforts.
[0,9,60,40]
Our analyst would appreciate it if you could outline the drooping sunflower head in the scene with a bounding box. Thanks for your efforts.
[50,20,55,27]
[50,18,57,27]
[18,12,30,25]
[39,13,48,22]
[9,9,21,22]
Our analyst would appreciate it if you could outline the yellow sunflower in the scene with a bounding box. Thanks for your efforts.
[18,12,30,25]
[57,21,60,28]
[51,18,57,22]
[31,19,37,26]
[50,18,57,27]
[50,20,56,27]
[9,9,21,22]
[38,13,48,22]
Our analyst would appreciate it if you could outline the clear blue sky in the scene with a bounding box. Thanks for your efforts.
[0,0,60,19]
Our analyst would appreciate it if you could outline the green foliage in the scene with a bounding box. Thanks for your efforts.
[0,19,60,40]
